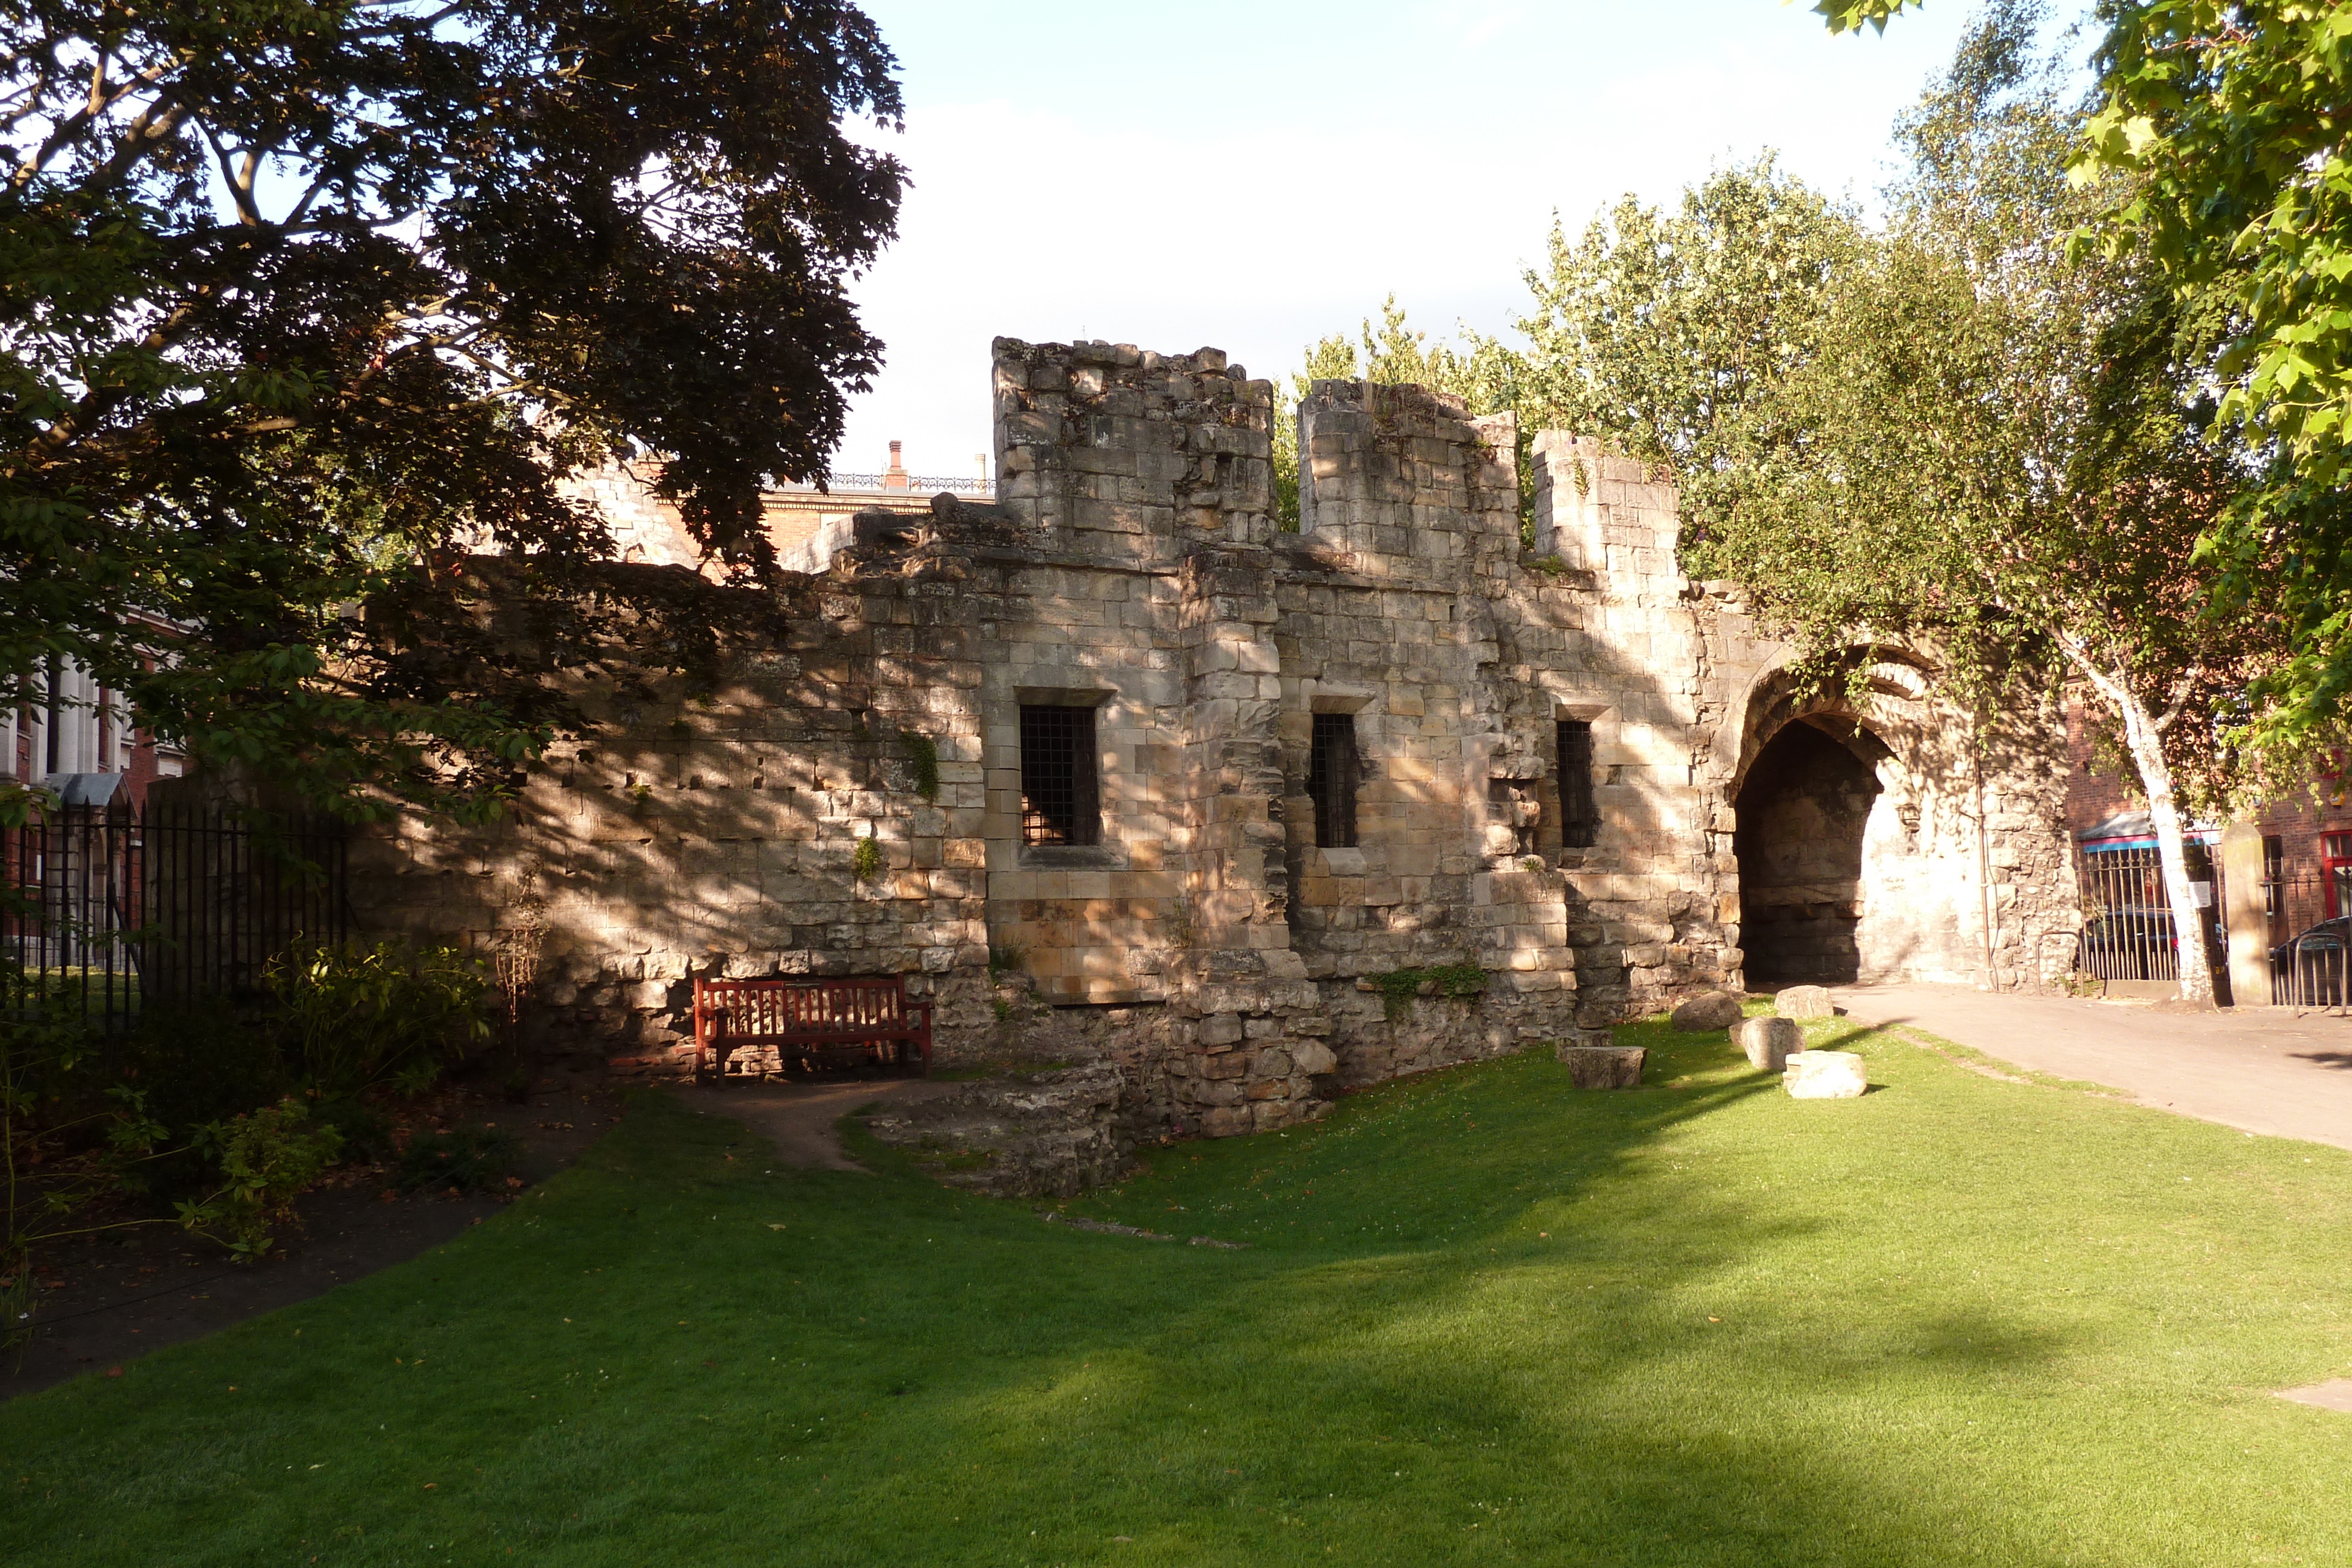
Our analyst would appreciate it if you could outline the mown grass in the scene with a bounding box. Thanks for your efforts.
[7,1017,2352,1566]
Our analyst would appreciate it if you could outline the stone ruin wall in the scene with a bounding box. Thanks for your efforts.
[338,332,2084,1146]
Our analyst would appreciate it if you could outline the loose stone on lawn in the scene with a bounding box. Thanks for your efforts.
[1557,1043,1647,1089]
[1775,985,1834,1020]
[1733,1016,1802,1072]
[1670,991,1744,1031]
[1784,1050,1869,1099]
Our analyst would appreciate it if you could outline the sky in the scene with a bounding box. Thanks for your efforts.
[833,1,2026,486]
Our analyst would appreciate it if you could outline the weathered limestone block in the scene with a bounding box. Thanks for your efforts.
[862,1062,1125,1197]
[1289,1039,1338,1075]
[1669,991,1743,1031]
[1775,984,1833,1020]
[1783,1050,1868,1099]
[1556,1039,1644,1089]
[1732,1015,1800,1072]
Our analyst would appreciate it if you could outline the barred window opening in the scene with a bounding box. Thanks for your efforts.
[1309,713,1359,849]
[1019,705,1100,846]
[1557,719,1599,850]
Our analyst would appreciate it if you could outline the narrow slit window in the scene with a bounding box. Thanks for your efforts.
[1309,713,1359,849]
[1557,719,1599,849]
[1019,705,1099,846]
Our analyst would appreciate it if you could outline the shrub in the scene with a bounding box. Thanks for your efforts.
[397,1124,522,1193]
[265,940,492,1096]
[2,957,178,1338]
[181,1099,344,1260]
[852,835,884,882]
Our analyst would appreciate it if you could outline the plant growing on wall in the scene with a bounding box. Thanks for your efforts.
[0,0,905,825]
[1364,962,1489,1022]
[853,835,884,882]
[898,731,941,801]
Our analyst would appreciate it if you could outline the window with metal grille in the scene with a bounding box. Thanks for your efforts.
[1309,713,1359,848]
[1557,719,1599,849]
[1018,705,1099,846]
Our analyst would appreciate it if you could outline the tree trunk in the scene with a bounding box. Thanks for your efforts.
[2064,650,2215,1006]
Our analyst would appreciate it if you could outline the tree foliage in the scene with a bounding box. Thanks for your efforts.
[1272,296,1522,530]
[2,0,905,820]
[1515,157,1860,494]
[1821,0,2352,768]
[2070,1,2352,763]
[1716,0,2259,998]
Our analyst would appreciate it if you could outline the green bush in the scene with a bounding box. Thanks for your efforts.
[265,939,492,1096]
[181,1099,344,1260]
[397,1124,522,1193]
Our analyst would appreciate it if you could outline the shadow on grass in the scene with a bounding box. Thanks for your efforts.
[0,1021,2219,1568]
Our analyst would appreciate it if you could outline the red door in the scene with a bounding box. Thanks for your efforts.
[2323,832,2352,919]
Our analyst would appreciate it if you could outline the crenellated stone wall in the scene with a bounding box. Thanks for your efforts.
[329,333,2084,1151]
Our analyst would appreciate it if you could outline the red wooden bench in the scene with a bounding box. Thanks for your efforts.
[691,974,933,1082]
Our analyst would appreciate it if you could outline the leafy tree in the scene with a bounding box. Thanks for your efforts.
[1272,296,1525,531]
[1821,2,2352,778]
[2071,1,2352,773]
[2,0,906,823]
[1724,2,2258,1002]
[1513,156,1861,495]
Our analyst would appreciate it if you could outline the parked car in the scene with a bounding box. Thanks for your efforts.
[2271,915,2350,1007]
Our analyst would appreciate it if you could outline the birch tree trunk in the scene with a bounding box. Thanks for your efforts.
[2059,640,2216,1005]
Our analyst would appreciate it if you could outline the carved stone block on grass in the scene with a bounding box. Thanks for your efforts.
[1775,984,1834,1020]
[1733,1015,1801,1072]
[1557,1042,1646,1089]
[1669,991,1743,1032]
[1783,1049,1868,1099]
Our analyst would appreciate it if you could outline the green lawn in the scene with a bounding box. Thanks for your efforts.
[9,1016,2352,1566]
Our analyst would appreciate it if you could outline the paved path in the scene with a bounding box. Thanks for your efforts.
[1831,982,2352,1153]
[667,1076,958,1170]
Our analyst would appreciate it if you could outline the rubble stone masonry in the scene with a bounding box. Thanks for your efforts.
[342,336,2083,1139]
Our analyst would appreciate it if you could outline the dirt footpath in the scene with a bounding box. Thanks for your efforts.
[1834,982,2352,1152]
[666,1076,959,1169]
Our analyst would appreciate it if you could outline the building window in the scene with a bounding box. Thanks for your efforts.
[2264,834,2285,917]
[1557,719,1599,849]
[1019,704,1099,846]
[1309,713,1359,849]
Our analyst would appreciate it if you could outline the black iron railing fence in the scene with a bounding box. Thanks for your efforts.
[3,801,350,1030]
[2074,844,2226,986]
[2264,868,2350,1006]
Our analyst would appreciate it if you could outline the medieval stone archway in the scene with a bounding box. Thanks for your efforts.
[1733,717,1890,985]
[1720,650,2014,991]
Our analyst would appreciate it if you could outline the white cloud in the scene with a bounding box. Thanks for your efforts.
[834,0,2014,480]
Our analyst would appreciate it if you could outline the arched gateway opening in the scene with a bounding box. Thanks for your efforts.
[1735,719,1887,987]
